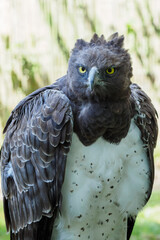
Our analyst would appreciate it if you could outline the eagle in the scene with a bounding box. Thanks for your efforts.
[1,33,158,240]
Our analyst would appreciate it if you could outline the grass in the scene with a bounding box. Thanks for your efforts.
[0,192,159,240]
[131,191,160,240]
[0,200,9,240]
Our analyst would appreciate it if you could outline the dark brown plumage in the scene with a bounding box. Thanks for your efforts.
[0,33,158,240]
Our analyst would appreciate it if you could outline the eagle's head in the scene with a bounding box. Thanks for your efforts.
[67,33,132,101]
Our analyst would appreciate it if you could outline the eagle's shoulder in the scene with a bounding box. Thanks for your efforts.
[3,83,60,134]
[130,83,158,149]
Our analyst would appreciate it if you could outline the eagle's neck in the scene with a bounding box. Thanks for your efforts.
[73,99,132,146]
[58,76,133,146]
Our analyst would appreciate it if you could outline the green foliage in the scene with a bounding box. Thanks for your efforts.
[79,4,97,32]
[131,192,160,240]
[0,200,9,240]
[56,32,70,61]
[145,0,160,36]
[11,55,50,96]
[21,56,41,95]
[126,0,160,86]
[2,35,10,50]
[132,222,160,240]
[39,0,70,61]
[38,0,97,61]
[0,102,11,131]
[11,70,22,90]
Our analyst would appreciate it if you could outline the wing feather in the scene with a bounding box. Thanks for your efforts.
[127,84,158,239]
[130,83,158,197]
[1,88,73,237]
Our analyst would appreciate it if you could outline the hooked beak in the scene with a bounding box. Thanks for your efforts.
[88,66,99,91]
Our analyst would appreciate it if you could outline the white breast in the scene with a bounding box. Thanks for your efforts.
[52,120,150,240]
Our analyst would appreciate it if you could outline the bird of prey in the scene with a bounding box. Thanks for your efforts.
[1,33,158,240]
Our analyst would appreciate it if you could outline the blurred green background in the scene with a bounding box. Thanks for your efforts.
[0,0,160,239]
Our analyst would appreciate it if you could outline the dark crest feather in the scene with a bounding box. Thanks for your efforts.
[90,33,107,45]
[90,32,124,48]
[74,39,87,50]
[107,32,119,41]
[108,33,124,48]
[73,32,124,53]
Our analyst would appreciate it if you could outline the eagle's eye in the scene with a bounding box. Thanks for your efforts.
[78,66,87,74]
[106,67,115,75]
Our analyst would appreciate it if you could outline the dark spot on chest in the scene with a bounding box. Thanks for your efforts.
[105,193,111,198]
[98,220,104,225]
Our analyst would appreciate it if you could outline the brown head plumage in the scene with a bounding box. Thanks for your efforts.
[67,33,132,101]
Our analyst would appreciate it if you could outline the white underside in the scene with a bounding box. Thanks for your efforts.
[52,120,150,240]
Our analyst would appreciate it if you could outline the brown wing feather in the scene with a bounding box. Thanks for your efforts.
[130,83,158,199]
[1,88,73,239]
[127,83,158,239]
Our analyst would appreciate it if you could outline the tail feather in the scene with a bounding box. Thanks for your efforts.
[4,197,58,240]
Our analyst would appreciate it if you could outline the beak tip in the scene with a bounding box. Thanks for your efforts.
[89,80,94,91]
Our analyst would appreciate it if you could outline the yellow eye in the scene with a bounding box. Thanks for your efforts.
[106,67,115,75]
[78,66,86,74]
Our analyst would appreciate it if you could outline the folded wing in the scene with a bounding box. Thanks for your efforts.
[1,88,73,239]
